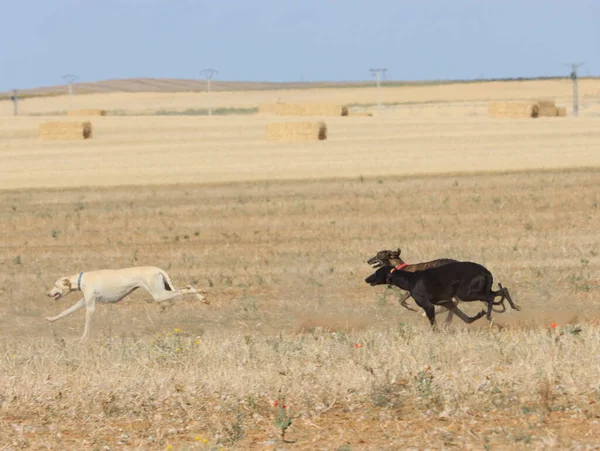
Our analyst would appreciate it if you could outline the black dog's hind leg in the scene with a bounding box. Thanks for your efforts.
[498,283,520,311]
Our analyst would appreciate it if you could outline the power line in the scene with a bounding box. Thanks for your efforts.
[370,68,387,110]
[200,69,218,116]
[62,74,78,110]
[566,63,584,117]
[10,89,18,116]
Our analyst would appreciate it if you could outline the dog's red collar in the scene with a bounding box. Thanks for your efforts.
[395,263,409,270]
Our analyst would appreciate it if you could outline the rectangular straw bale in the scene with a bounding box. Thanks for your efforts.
[258,104,278,114]
[537,104,559,117]
[556,106,567,117]
[264,103,348,117]
[266,121,327,143]
[537,99,556,107]
[348,111,373,117]
[67,109,106,116]
[39,121,92,141]
[488,102,539,118]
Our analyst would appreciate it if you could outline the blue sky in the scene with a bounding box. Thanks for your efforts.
[1,0,598,91]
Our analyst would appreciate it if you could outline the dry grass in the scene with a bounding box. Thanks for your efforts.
[67,109,106,116]
[1,79,600,448]
[1,169,599,449]
[260,103,348,116]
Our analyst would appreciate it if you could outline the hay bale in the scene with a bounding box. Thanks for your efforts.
[537,99,556,108]
[39,121,92,141]
[258,104,278,114]
[488,102,539,118]
[262,103,348,117]
[266,121,327,143]
[67,109,106,116]
[348,111,373,117]
[537,104,559,117]
[556,106,567,117]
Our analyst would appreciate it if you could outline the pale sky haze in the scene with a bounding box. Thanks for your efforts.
[1,0,598,91]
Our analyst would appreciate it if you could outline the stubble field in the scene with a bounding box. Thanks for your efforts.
[1,80,600,449]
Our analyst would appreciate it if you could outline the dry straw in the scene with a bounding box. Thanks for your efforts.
[67,109,106,116]
[488,102,540,118]
[537,99,556,108]
[536,99,558,117]
[260,103,348,117]
[266,121,327,143]
[489,99,564,119]
[39,121,92,141]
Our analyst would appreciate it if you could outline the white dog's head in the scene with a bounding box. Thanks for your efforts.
[47,277,72,300]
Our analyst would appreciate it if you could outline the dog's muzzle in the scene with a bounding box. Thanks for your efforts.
[367,259,383,269]
[48,291,62,300]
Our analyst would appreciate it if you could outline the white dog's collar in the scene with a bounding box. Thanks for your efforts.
[77,272,83,291]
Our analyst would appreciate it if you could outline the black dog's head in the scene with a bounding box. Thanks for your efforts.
[366,248,402,269]
[365,266,395,286]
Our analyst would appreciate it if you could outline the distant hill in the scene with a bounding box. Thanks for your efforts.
[0,75,586,99]
[1,78,380,98]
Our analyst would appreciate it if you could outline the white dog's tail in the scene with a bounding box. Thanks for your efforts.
[159,270,176,291]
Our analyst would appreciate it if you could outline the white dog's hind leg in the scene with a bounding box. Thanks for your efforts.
[46,297,85,322]
[151,285,207,303]
[147,273,208,304]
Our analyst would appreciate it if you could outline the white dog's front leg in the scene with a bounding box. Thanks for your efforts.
[46,297,85,322]
[81,298,96,341]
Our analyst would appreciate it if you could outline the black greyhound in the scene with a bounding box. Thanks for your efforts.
[365,262,520,326]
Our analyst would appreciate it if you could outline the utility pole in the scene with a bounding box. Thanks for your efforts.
[10,89,18,116]
[200,69,218,116]
[566,63,584,117]
[370,68,387,110]
[62,74,77,110]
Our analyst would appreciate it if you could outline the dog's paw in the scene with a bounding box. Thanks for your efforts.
[197,294,210,304]
[45,317,55,322]
[514,305,522,311]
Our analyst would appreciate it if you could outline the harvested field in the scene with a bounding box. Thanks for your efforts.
[1,169,600,449]
[2,114,600,189]
[1,79,600,449]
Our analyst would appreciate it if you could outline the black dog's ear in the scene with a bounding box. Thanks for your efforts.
[396,248,401,255]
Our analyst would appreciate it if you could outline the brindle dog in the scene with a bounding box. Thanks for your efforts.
[367,248,459,323]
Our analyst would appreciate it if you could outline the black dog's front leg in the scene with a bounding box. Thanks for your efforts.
[413,293,436,326]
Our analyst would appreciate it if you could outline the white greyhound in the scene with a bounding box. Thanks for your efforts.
[46,266,209,340]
